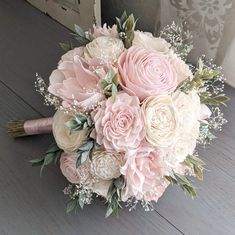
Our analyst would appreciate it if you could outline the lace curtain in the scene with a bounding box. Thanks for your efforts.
[157,0,235,87]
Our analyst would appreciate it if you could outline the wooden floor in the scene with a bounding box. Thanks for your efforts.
[0,1,234,234]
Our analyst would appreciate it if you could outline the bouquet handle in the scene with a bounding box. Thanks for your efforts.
[7,117,53,138]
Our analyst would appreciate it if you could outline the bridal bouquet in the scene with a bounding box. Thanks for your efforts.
[8,12,229,217]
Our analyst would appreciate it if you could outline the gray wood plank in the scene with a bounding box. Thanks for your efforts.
[0,0,76,117]
[0,83,182,234]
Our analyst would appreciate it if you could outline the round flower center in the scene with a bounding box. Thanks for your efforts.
[112,109,133,132]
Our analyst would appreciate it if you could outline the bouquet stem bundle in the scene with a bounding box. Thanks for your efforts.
[7,117,53,138]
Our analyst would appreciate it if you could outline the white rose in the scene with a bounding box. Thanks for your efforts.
[52,110,88,153]
[84,36,124,64]
[142,95,179,148]
[162,92,201,169]
[163,129,199,168]
[173,90,201,133]
[132,31,170,54]
[90,150,123,180]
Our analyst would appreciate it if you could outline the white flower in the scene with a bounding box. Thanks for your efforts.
[173,90,201,133]
[91,150,123,180]
[163,127,199,168]
[52,110,88,153]
[84,36,124,64]
[163,91,201,168]
[142,95,179,148]
[132,31,170,54]
[142,90,201,160]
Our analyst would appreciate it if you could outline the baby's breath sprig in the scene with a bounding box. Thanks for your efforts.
[64,184,93,213]
[160,21,193,60]
[35,73,61,108]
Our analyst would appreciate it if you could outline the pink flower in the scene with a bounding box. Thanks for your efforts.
[118,46,178,101]
[92,92,145,152]
[60,152,91,184]
[48,48,104,110]
[121,144,169,201]
[169,52,193,84]
[92,24,119,38]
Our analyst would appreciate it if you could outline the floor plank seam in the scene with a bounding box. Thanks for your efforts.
[153,209,185,235]
[0,80,44,118]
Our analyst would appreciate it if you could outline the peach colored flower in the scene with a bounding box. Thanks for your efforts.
[92,92,145,152]
[48,49,104,111]
[52,110,89,153]
[121,143,169,201]
[118,46,178,101]
[60,152,92,184]
[91,149,123,180]
[92,24,119,38]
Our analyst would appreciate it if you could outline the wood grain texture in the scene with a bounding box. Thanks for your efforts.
[0,0,235,234]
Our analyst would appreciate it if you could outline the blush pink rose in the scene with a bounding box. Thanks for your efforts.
[118,46,178,101]
[169,52,193,84]
[92,23,119,38]
[92,92,145,152]
[48,48,104,110]
[60,152,91,184]
[121,143,169,201]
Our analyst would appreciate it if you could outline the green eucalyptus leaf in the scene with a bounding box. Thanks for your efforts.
[114,176,124,189]
[76,150,89,168]
[59,42,73,51]
[112,75,119,86]
[46,142,60,154]
[75,114,87,124]
[79,194,85,209]
[74,24,85,37]
[105,205,113,218]
[100,79,109,89]
[111,84,118,97]
[30,158,44,167]
[66,199,77,213]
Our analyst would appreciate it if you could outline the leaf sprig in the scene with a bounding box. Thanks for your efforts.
[65,113,93,133]
[65,185,90,213]
[30,142,62,176]
[116,11,138,48]
[165,173,197,198]
[99,67,119,98]
[179,58,229,106]
[59,24,91,51]
[76,138,96,168]
[184,155,205,180]
[105,176,125,218]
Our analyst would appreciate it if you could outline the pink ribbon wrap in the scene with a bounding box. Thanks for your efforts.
[24,117,53,136]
